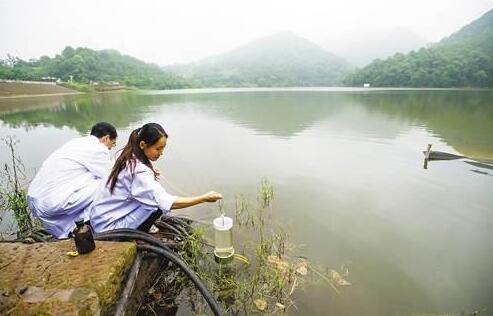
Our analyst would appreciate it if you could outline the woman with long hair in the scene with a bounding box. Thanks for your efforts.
[87,122,222,233]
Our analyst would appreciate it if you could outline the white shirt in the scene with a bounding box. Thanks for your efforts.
[27,135,112,238]
[87,159,177,233]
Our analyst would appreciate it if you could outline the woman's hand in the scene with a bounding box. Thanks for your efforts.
[202,191,223,202]
[153,166,161,180]
[171,191,223,209]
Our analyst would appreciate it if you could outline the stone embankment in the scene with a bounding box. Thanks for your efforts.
[0,240,136,315]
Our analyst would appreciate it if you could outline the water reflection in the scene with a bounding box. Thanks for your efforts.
[347,90,493,159]
[0,93,168,133]
[1,89,492,159]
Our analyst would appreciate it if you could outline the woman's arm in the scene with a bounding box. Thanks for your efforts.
[171,191,223,209]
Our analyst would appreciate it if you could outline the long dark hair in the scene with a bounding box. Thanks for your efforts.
[107,123,168,193]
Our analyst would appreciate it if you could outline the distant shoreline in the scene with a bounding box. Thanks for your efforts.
[137,86,493,96]
[1,84,491,100]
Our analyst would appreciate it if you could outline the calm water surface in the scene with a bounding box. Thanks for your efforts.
[1,88,492,315]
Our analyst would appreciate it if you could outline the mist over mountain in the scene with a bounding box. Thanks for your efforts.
[165,31,352,87]
[344,8,493,87]
[326,28,427,67]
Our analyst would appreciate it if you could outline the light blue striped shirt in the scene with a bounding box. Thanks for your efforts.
[87,159,177,233]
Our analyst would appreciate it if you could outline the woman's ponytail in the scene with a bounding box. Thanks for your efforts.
[107,128,140,193]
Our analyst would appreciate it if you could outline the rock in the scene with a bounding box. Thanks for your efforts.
[295,261,308,276]
[267,255,289,274]
[254,298,267,311]
[329,269,351,287]
[0,240,136,315]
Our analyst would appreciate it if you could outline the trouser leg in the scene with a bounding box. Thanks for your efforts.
[137,209,163,232]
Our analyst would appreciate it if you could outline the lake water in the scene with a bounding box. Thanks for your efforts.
[1,88,492,315]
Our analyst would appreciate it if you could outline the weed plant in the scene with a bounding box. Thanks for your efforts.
[0,136,37,239]
[146,179,312,315]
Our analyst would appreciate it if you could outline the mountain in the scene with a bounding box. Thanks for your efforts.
[0,47,191,89]
[437,9,493,49]
[325,28,427,67]
[343,8,493,88]
[165,31,352,87]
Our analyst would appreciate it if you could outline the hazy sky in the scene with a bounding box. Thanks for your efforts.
[1,0,492,65]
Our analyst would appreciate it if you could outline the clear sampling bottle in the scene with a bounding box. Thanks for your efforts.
[73,219,96,254]
[213,214,234,262]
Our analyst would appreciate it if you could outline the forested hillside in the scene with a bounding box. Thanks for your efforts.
[0,47,191,89]
[343,9,493,88]
[166,32,352,87]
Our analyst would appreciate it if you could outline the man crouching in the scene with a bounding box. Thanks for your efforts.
[28,122,117,238]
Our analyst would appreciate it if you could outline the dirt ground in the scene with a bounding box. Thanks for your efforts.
[0,82,80,98]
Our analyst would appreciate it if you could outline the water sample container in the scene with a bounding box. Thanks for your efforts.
[213,215,234,262]
[73,218,96,254]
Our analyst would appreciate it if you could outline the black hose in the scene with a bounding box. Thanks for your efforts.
[162,216,193,229]
[159,216,194,235]
[96,228,175,243]
[95,228,155,238]
[114,251,143,316]
[94,231,177,251]
[154,220,187,237]
[97,226,186,241]
[137,244,222,316]
[95,229,222,314]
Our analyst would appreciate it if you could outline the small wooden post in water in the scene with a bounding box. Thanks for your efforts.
[424,144,432,159]
[423,144,432,169]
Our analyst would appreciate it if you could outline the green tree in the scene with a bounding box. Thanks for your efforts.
[0,46,191,89]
